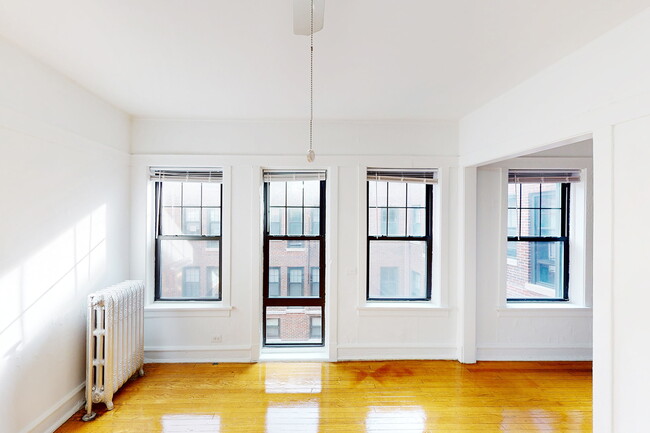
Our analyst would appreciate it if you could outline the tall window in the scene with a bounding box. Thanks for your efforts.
[367,169,436,300]
[506,169,580,301]
[263,170,326,346]
[152,168,223,301]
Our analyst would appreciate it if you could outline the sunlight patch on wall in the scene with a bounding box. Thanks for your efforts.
[0,205,107,359]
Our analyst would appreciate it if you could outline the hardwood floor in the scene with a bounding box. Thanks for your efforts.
[57,360,592,433]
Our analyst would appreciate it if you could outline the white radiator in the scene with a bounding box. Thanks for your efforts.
[83,280,145,421]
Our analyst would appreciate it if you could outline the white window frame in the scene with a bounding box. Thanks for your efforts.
[136,159,232,317]
[356,165,448,314]
[496,160,592,310]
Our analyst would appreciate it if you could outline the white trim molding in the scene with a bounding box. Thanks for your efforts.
[20,382,84,433]
[477,346,593,361]
[337,344,456,361]
[144,345,252,363]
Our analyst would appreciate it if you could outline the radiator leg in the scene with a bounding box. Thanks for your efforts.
[139,367,145,377]
[106,400,115,411]
[81,400,96,422]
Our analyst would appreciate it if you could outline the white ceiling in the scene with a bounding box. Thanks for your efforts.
[1,0,649,120]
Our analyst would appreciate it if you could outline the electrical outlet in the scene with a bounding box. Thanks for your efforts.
[211,335,222,344]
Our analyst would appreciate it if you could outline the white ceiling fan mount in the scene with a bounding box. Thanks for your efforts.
[293,0,324,35]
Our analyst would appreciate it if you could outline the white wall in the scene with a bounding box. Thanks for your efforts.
[459,7,650,166]
[130,119,460,363]
[0,37,131,433]
[611,116,650,433]
[458,7,650,433]
[476,158,593,361]
[132,118,458,156]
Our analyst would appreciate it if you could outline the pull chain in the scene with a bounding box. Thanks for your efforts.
[307,0,316,163]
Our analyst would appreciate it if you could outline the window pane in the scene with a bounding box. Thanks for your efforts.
[368,181,388,207]
[161,207,182,235]
[410,271,423,297]
[303,181,320,206]
[407,208,426,236]
[158,239,221,299]
[368,208,387,236]
[182,208,201,235]
[269,182,286,206]
[202,208,221,236]
[506,241,564,299]
[206,266,220,298]
[522,183,541,208]
[266,317,280,339]
[540,209,562,237]
[521,208,540,237]
[269,267,281,297]
[541,183,562,208]
[368,240,428,299]
[310,267,320,296]
[269,207,285,235]
[202,183,221,207]
[162,182,181,207]
[387,208,406,236]
[182,182,202,207]
[507,209,518,237]
[287,208,303,235]
[407,183,426,207]
[388,182,406,207]
[288,267,304,296]
[182,267,200,297]
[304,207,320,235]
[507,183,519,208]
[287,181,303,207]
[268,240,320,298]
[266,306,322,344]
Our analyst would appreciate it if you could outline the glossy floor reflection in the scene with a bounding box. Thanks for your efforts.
[57,360,592,432]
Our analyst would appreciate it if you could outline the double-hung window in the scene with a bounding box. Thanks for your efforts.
[367,169,436,301]
[263,170,326,346]
[506,169,580,302]
[152,168,223,301]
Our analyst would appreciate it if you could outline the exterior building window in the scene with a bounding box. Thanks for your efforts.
[310,267,319,296]
[287,240,305,249]
[310,316,322,339]
[379,266,399,297]
[263,170,326,346]
[288,267,304,296]
[152,168,223,301]
[266,318,280,339]
[269,267,280,297]
[206,266,219,298]
[367,169,436,301]
[410,271,422,297]
[506,169,580,301]
[182,267,200,297]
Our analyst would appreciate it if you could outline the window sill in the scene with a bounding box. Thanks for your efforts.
[144,302,233,318]
[358,304,450,317]
[498,304,592,318]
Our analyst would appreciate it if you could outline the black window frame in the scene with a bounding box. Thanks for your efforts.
[507,182,570,302]
[366,180,434,301]
[262,177,326,347]
[154,180,223,301]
